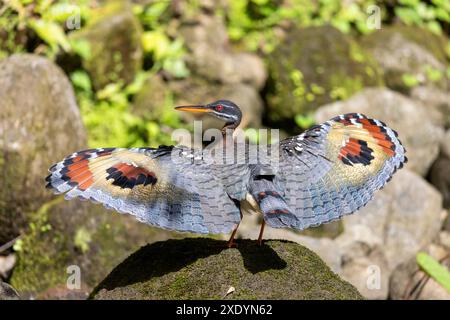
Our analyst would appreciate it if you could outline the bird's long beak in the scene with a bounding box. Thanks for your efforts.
[175,105,213,113]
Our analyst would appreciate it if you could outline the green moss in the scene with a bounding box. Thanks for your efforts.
[91,238,363,300]
[360,25,449,92]
[266,26,383,128]
[10,197,70,293]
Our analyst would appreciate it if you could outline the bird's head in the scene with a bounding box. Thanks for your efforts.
[175,100,242,129]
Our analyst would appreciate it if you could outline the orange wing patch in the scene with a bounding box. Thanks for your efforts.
[106,163,157,189]
[338,138,375,166]
[334,114,396,158]
[59,148,115,191]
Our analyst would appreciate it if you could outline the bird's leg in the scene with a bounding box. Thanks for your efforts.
[257,219,266,246]
[226,222,240,248]
[226,203,243,248]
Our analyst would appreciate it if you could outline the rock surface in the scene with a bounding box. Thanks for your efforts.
[179,14,267,90]
[0,54,175,298]
[360,26,449,92]
[266,26,383,126]
[70,0,143,89]
[429,155,450,209]
[0,54,86,244]
[390,243,450,300]
[315,88,444,176]
[410,86,450,127]
[91,238,363,300]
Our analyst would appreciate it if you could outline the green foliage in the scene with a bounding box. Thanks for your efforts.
[402,73,420,87]
[141,30,189,78]
[416,252,450,292]
[224,0,449,53]
[294,113,316,130]
[1,0,449,148]
[225,0,379,53]
[71,69,181,148]
[74,227,92,254]
[395,0,450,35]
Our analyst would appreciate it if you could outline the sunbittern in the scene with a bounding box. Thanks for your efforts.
[46,100,407,247]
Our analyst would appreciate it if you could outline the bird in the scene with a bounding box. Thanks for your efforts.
[46,99,407,247]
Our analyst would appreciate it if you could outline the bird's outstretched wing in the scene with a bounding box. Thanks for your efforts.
[46,146,250,234]
[270,113,407,230]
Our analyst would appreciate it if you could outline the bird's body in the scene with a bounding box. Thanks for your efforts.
[46,100,407,246]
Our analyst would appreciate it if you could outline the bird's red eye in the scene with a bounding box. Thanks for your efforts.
[216,105,223,111]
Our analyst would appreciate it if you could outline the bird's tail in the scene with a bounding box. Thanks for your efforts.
[249,177,298,228]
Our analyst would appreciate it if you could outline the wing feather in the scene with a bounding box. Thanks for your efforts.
[270,113,407,229]
[46,147,250,234]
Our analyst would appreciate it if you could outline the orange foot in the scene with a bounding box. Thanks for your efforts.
[225,240,238,248]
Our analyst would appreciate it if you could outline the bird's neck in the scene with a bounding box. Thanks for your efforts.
[221,121,240,135]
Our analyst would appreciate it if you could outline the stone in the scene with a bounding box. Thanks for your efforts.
[429,156,450,208]
[410,86,450,127]
[0,280,19,300]
[0,54,175,298]
[179,14,267,90]
[360,26,449,93]
[439,231,450,249]
[90,238,363,300]
[131,73,172,120]
[389,244,450,300]
[441,130,450,159]
[373,170,443,268]
[339,246,389,300]
[315,88,444,176]
[0,54,86,244]
[9,196,176,298]
[70,0,143,90]
[266,25,383,126]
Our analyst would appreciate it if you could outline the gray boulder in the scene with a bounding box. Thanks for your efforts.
[179,14,267,90]
[90,238,363,300]
[0,54,174,298]
[315,88,444,176]
[429,156,450,209]
[410,86,450,127]
[0,53,86,244]
[390,243,450,300]
[360,26,449,92]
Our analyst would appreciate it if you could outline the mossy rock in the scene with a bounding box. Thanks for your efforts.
[10,197,177,298]
[91,238,363,300]
[0,54,86,244]
[70,0,143,90]
[266,25,383,128]
[360,25,449,92]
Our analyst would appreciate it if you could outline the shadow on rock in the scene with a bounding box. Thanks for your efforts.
[93,238,285,293]
[91,238,362,300]
[237,240,287,274]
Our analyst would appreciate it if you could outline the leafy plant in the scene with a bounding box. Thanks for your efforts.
[416,252,450,292]
[294,113,316,129]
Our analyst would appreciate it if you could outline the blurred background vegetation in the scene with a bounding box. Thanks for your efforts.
[1,0,449,148]
[1,0,450,300]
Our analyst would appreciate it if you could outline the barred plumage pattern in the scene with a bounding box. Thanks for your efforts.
[46,113,407,234]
